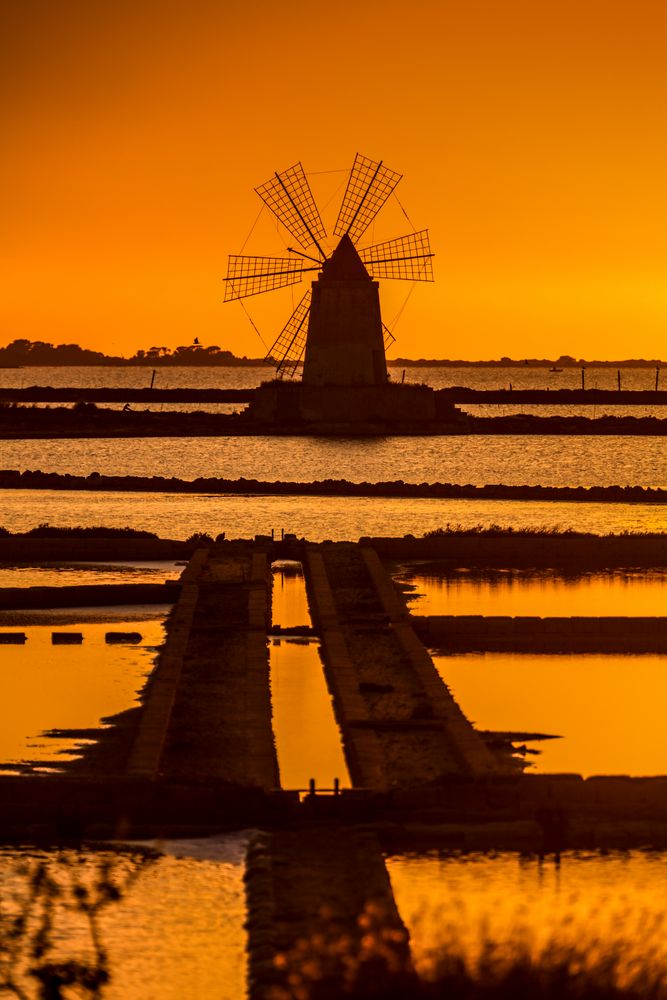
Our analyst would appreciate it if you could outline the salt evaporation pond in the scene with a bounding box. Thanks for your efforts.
[387,850,667,976]
[399,569,667,618]
[0,616,165,769]
[433,650,667,775]
[1,490,666,539]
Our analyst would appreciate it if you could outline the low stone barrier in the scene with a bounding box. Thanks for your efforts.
[414,615,667,651]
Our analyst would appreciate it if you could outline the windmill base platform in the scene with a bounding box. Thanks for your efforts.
[247,381,461,430]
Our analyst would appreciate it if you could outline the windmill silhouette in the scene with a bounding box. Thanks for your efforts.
[224,154,434,384]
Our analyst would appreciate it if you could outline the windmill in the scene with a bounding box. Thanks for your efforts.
[224,154,434,386]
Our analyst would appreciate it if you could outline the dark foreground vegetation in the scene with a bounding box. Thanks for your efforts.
[2,469,666,504]
[277,936,667,1000]
[3,851,664,1000]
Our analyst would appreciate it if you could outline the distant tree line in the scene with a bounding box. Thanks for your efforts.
[0,339,264,366]
[1,339,664,367]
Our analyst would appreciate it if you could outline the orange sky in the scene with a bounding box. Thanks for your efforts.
[2,0,667,360]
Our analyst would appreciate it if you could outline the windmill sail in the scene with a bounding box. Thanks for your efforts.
[334,154,402,243]
[255,162,327,255]
[383,323,396,349]
[224,255,319,301]
[359,230,434,281]
[265,290,312,377]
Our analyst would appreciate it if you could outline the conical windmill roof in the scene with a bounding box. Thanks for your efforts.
[320,234,371,281]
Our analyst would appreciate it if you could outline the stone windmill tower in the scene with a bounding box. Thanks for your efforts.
[224,154,434,387]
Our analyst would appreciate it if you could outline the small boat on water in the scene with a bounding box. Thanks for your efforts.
[549,366,563,372]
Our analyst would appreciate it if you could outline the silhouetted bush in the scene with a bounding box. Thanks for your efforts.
[23,524,157,539]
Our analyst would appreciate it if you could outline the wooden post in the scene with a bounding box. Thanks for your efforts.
[150,369,157,389]
[333,777,340,796]
[581,367,585,390]
[617,369,621,391]
[309,777,315,796]
[657,367,660,392]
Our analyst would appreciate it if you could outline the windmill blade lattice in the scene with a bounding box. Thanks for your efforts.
[359,230,434,282]
[255,162,327,254]
[265,289,312,378]
[382,324,396,349]
[334,154,403,243]
[224,255,319,302]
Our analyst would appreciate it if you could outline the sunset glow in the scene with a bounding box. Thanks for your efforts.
[3,0,667,359]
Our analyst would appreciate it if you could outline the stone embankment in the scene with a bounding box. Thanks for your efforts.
[304,542,502,788]
[5,385,667,407]
[370,533,667,567]
[2,406,667,436]
[245,827,410,1000]
[0,582,178,611]
[0,387,253,403]
[128,543,278,786]
[0,534,192,561]
[415,614,667,652]
[3,468,667,505]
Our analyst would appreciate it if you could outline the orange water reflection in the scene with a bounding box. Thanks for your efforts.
[434,651,667,775]
[402,570,667,617]
[0,618,164,767]
[270,565,350,791]
[387,851,667,977]
[0,839,248,1000]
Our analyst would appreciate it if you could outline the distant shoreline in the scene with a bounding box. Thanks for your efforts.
[1,359,666,368]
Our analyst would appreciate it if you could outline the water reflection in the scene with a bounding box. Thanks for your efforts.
[387,850,667,976]
[270,565,350,790]
[400,568,667,617]
[3,433,666,486]
[433,651,667,775]
[0,837,248,999]
[0,618,164,769]
[0,560,183,589]
[2,490,666,539]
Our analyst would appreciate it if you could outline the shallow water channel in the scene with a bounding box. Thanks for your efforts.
[269,562,350,791]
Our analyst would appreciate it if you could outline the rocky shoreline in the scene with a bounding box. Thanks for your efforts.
[2,469,666,504]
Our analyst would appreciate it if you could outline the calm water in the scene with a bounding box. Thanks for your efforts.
[269,566,349,790]
[434,651,667,775]
[0,616,164,769]
[0,837,248,1000]
[387,851,667,975]
[4,434,666,487]
[1,489,666,538]
[400,569,667,618]
[0,560,182,588]
[1,364,663,392]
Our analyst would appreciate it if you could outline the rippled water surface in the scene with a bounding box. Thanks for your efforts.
[387,851,667,974]
[2,489,666,538]
[4,433,666,486]
[400,569,667,617]
[0,837,248,999]
[1,364,664,391]
[434,651,667,775]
